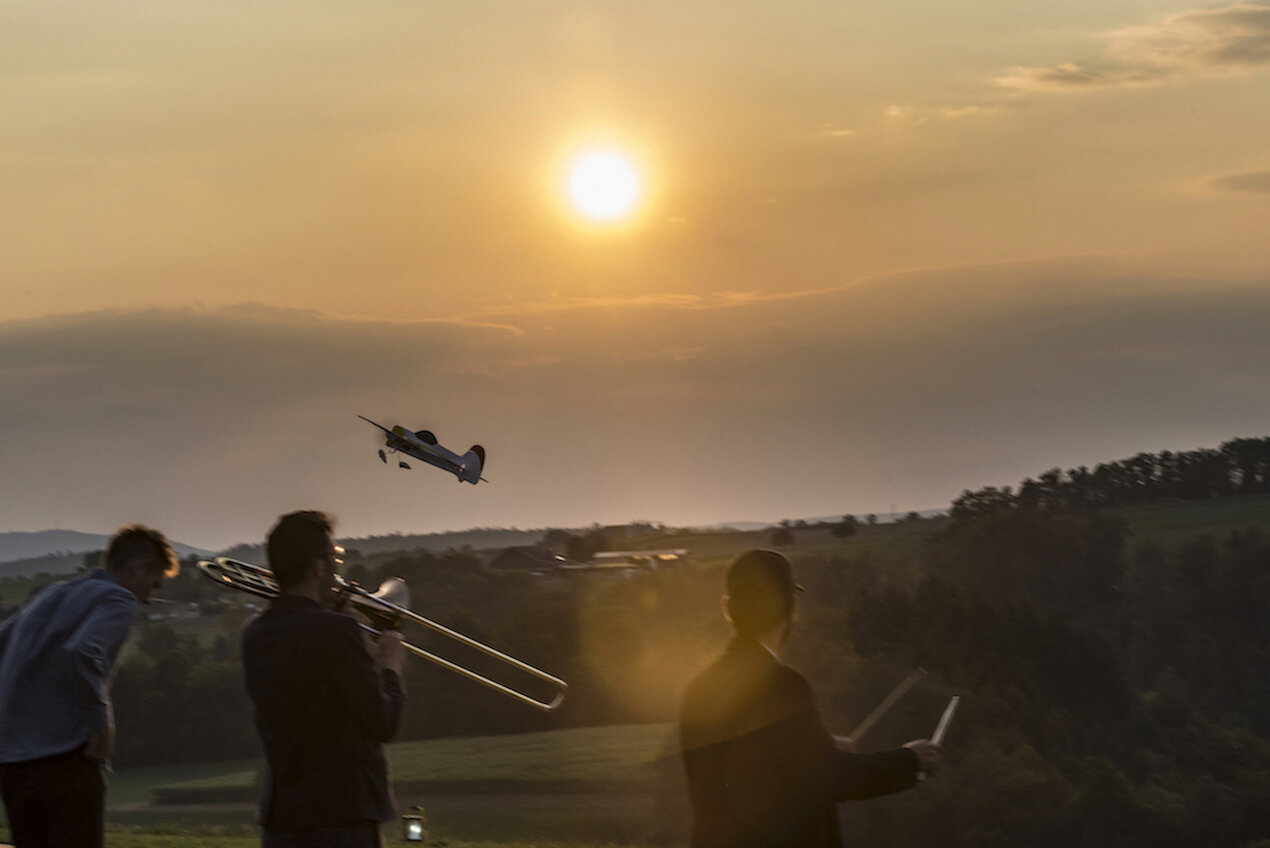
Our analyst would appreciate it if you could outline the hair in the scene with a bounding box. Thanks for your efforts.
[105,525,180,578]
[267,510,335,591]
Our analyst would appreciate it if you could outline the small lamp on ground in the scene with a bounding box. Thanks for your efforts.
[402,806,427,843]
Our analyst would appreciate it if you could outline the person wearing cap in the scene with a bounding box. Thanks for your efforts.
[679,549,941,848]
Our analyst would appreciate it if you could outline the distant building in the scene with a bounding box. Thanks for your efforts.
[589,549,690,570]
[600,524,630,543]
[488,545,690,577]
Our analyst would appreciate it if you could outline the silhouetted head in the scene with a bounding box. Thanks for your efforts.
[723,549,803,640]
[105,525,179,604]
[267,510,338,596]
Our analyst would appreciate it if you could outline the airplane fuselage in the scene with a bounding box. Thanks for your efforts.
[388,427,467,469]
[358,416,485,484]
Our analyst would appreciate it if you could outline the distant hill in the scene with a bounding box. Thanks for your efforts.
[221,527,555,564]
[0,530,212,576]
[0,530,112,563]
[0,551,90,579]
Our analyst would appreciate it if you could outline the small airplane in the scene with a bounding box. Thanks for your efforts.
[358,415,488,484]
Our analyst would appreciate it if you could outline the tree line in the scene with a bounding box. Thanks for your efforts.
[819,502,1270,848]
[952,436,1270,518]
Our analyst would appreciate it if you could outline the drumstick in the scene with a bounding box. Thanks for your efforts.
[931,695,959,745]
[848,668,927,743]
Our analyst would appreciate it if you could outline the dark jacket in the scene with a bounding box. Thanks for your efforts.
[242,595,405,833]
[679,638,917,848]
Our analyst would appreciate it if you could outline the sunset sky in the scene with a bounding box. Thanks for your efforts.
[3,1,1269,549]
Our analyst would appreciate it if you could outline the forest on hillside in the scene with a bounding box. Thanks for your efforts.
[3,438,1268,846]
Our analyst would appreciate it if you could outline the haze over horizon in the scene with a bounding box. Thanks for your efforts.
[3,1,1269,550]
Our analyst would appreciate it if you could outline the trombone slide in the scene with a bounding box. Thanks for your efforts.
[197,557,568,712]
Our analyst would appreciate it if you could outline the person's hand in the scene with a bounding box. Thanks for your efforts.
[903,739,942,774]
[374,629,406,675]
[833,735,858,753]
[328,583,353,614]
[83,724,115,764]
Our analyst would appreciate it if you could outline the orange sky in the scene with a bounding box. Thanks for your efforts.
[2,1,1269,547]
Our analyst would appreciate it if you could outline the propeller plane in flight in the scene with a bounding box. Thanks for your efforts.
[358,415,488,484]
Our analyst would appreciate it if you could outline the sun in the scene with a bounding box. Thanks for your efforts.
[566,150,641,222]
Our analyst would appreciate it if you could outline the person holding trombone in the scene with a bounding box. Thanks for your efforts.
[241,510,406,848]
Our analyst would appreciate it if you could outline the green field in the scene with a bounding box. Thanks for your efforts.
[22,724,677,846]
[1110,493,1270,548]
[111,761,261,807]
[152,723,673,803]
[2,833,640,848]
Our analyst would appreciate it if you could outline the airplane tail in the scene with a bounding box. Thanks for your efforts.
[461,445,486,484]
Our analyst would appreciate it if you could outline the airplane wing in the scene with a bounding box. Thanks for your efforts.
[358,415,395,436]
[411,450,466,477]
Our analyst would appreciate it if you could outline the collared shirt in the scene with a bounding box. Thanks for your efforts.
[757,640,781,663]
[0,569,138,763]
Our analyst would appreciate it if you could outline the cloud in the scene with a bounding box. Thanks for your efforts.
[3,263,1270,547]
[884,105,931,127]
[994,63,1164,92]
[821,125,856,138]
[936,104,1004,119]
[1110,3,1270,69]
[996,2,1270,93]
[1210,169,1270,193]
[471,286,843,319]
[883,103,1005,127]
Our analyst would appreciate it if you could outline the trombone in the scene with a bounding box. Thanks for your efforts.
[198,556,568,712]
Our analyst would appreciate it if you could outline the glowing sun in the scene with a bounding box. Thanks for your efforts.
[567,150,641,221]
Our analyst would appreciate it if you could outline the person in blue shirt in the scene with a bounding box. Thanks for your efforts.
[0,525,179,848]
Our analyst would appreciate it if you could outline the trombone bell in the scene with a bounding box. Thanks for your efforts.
[352,577,411,631]
[370,577,411,607]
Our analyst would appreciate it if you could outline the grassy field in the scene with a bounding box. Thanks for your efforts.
[152,723,674,802]
[111,762,261,807]
[101,798,660,847]
[10,725,678,846]
[0,834,261,848]
[1,832,644,848]
[1111,493,1270,548]
[388,722,673,785]
[0,726,673,846]
[0,573,57,607]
